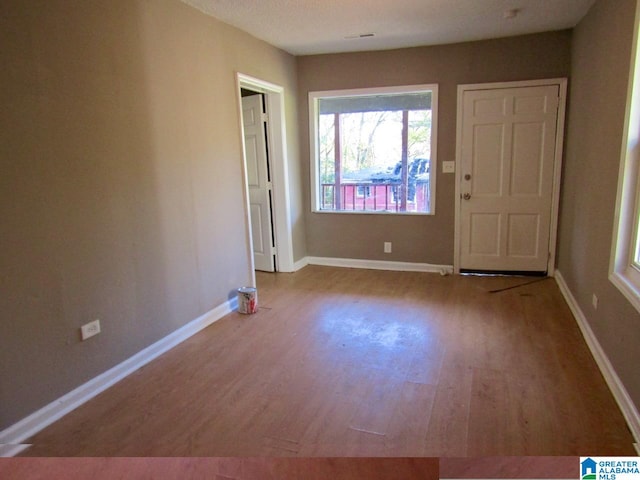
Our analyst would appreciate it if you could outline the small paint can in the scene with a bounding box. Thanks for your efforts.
[237,286,258,314]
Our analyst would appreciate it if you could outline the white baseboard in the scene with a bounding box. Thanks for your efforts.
[303,256,454,274]
[0,297,238,456]
[555,270,640,449]
[293,256,309,271]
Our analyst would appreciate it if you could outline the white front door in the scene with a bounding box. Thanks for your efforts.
[242,94,275,272]
[458,84,561,273]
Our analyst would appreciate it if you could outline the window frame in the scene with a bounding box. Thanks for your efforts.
[610,2,640,313]
[308,84,438,215]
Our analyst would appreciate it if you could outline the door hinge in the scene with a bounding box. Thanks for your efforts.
[261,113,268,123]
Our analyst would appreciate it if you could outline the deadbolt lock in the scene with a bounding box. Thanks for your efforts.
[464,174,471,180]
[462,193,471,200]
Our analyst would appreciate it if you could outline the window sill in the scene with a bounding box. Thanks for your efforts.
[610,270,640,315]
[312,209,434,216]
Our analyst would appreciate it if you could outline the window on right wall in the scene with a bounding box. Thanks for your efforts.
[610,3,640,313]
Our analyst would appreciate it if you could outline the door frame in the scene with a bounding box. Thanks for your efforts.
[236,73,294,282]
[453,78,568,275]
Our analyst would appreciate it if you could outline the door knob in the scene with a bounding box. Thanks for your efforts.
[464,174,471,180]
[463,193,471,200]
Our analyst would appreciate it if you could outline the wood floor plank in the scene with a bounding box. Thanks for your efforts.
[467,367,532,455]
[385,381,436,456]
[348,367,405,436]
[19,266,636,456]
[423,362,474,456]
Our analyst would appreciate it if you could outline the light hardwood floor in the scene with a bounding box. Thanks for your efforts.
[21,266,636,456]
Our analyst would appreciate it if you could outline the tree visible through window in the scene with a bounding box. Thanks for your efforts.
[310,86,438,214]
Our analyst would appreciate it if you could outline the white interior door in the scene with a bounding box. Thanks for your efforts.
[459,84,560,273]
[242,94,275,272]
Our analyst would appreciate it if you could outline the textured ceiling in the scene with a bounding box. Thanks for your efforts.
[180,0,595,55]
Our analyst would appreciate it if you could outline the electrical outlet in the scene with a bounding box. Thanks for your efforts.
[81,319,101,341]
[384,242,392,253]
[592,294,598,310]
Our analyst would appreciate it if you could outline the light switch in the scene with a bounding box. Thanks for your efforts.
[442,161,455,173]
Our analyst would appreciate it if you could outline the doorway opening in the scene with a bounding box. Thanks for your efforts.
[236,74,294,281]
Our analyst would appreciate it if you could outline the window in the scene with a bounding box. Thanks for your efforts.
[309,85,438,214]
[610,7,640,313]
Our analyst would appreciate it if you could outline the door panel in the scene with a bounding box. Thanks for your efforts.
[511,122,544,196]
[472,124,504,196]
[245,135,260,187]
[469,213,500,256]
[507,214,540,257]
[242,94,275,272]
[459,85,559,272]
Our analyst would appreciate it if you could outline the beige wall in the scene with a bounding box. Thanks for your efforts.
[558,0,640,414]
[0,0,302,429]
[298,32,572,264]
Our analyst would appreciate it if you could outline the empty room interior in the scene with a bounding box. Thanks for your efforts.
[2,0,640,461]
